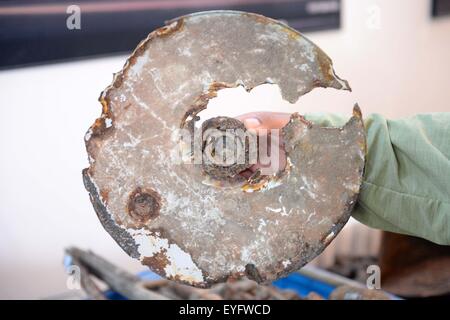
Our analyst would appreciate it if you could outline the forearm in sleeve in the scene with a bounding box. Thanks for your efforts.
[304,112,450,245]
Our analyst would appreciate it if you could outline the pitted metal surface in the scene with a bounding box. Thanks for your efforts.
[83,11,366,287]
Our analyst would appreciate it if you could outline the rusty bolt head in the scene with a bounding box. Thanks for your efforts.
[127,188,161,223]
[201,116,252,179]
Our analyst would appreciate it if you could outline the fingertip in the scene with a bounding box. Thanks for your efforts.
[242,117,262,129]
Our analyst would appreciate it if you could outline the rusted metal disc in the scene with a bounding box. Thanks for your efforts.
[83,11,366,287]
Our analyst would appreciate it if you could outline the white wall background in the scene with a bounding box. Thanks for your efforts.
[0,0,449,299]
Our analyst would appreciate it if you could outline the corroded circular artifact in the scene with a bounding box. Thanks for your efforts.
[83,11,366,287]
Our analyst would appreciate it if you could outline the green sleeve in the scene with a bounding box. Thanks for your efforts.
[304,112,450,245]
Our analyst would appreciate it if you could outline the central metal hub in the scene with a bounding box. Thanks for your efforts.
[201,116,252,179]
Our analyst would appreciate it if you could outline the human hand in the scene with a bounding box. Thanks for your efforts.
[235,112,292,178]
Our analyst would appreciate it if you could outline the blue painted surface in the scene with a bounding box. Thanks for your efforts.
[138,270,162,281]
[104,290,127,300]
[273,273,336,299]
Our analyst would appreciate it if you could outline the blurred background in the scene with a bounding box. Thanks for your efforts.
[0,0,449,299]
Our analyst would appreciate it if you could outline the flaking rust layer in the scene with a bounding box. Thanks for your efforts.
[83,11,366,287]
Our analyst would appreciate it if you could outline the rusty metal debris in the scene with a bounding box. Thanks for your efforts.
[67,247,395,300]
[329,285,390,300]
[66,247,393,300]
[142,277,301,300]
[83,11,366,287]
[66,247,301,300]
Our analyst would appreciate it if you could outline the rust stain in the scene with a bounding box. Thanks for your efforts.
[315,47,335,83]
[85,96,114,145]
[282,27,301,40]
[155,18,184,37]
[100,189,109,204]
[112,72,124,89]
[90,118,107,136]
[87,117,111,139]
[150,227,171,240]
[180,81,234,128]
[289,112,313,128]
[99,96,110,115]
[142,249,170,275]
[127,187,162,224]
[348,104,367,156]
[243,12,270,25]
[241,178,268,192]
